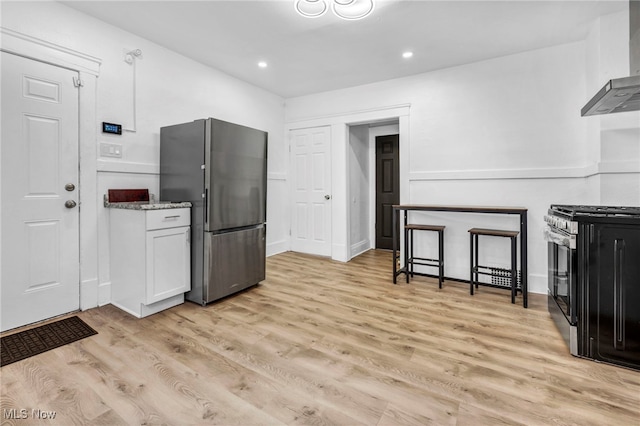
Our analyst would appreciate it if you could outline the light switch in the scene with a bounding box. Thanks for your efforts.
[100,142,122,158]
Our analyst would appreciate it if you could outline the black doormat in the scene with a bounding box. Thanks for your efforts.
[1,316,97,367]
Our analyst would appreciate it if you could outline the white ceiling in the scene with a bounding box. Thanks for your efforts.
[61,0,627,98]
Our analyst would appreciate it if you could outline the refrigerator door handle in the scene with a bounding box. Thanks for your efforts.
[204,188,209,226]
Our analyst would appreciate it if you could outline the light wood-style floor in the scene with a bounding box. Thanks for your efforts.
[1,250,639,425]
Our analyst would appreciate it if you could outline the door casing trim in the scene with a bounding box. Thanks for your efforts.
[1,27,101,311]
[285,104,410,262]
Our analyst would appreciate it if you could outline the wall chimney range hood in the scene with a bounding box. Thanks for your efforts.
[581,0,640,116]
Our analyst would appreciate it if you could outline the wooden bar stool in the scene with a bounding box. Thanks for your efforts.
[404,224,445,288]
[468,228,519,304]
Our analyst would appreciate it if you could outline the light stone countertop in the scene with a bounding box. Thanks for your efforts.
[104,201,192,210]
[104,194,191,210]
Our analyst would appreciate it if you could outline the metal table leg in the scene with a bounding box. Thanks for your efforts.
[392,207,398,284]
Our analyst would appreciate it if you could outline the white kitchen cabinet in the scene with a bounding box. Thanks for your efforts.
[110,207,191,318]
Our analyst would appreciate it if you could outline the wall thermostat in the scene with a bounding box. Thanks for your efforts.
[102,122,122,135]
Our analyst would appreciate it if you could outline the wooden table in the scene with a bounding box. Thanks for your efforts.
[392,204,528,308]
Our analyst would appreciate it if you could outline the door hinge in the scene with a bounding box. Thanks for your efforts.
[73,76,84,88]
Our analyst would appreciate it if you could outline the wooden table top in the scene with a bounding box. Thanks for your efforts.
[393,204,528,213]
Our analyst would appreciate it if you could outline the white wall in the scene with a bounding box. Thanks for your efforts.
[586,11,640,206]
[348,124,370,258]
[2,2,636,303]
[284,9,639,295]
[1,1,288,307]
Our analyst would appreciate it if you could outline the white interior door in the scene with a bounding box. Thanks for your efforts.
[290,126,332,256]
[1,52,80,332]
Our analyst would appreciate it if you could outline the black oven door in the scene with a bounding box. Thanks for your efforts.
[546,227,577,325]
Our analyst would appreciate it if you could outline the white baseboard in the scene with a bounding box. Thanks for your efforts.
[267,240,288,257]
[350,239,371,260]
[527,273,548,295]
[98,281,112,307]
[80,278,99,310]
[332,243,349,262]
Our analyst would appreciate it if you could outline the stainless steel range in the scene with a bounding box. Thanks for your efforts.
[544,205,640,371]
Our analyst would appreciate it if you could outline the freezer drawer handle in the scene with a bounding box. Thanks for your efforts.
[164,215,180,219]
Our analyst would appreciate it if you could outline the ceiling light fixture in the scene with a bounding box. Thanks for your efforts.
[295,0,327,18]
[258,61,268,68]
[295,0,374,20]
[402,51,413,59]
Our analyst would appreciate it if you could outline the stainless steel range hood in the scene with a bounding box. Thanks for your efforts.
[581,0,640,116]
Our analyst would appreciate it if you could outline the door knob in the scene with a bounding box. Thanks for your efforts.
[65,200,77,208]
[65,183,75,191]
[324,194,331,200]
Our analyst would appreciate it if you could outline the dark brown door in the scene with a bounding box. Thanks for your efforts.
[375,134,400,250]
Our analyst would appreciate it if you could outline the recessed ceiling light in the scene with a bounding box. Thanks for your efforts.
[402,51,413,59]
[258,61,268,68]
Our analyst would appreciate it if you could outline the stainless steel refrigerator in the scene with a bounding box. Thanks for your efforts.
[160,118,267,305]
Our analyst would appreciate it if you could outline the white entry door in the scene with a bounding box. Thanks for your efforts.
[289,126,332,256]
[1,52,80,332]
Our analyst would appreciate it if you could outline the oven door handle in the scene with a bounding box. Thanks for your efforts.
[544,227,576,249]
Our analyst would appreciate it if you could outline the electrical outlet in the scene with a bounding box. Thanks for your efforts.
[100,142,122,158]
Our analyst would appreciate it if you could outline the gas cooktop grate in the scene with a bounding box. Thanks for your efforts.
[550,205,640,218]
